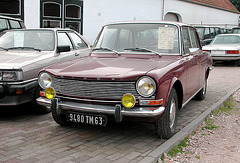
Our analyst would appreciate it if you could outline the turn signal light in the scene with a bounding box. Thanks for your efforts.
[16,88,24,94]
[39,91,45,97]
[139,99,163,106]
[227,50,239,54]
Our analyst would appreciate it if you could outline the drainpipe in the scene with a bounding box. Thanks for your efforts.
[62,0,65,28]
[162,0,165,20]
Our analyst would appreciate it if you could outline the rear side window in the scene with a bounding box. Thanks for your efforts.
[189,28,199,48]
[209,28,215,38]
[182,27,191,54]
[68,32,87,49]
[203,28,210,39]
[57,32,73,49]
[9,20,21,29]
[0,18,8,32]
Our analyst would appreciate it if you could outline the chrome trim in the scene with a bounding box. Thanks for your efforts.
[56,95,121,103]
[0,78,37,85]
[51,77,139,99]
[36,97,165,117]
[182,85,203,108]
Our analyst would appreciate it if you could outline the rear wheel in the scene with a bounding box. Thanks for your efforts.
[195,80,207,101]
[235,60,240,66]
[155,88,178,139]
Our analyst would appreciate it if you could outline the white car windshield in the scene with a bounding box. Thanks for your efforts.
[212,35,240,44]
[0,30,54,51]
[94,23,180,54]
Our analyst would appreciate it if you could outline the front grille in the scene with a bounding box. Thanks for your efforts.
[52,77,139,99]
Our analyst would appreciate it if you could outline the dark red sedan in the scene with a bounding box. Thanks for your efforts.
[37,21,212,138]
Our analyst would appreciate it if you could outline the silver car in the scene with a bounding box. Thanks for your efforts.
[202,34,240,66]
[0,28,91,113]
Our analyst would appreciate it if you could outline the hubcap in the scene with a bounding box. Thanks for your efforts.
[169,98,176,129]
[202,81,206,95]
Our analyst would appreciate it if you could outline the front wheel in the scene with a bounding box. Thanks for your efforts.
[195,80,207,101]
[51,98,70,126]
[52,112,70,126]
[32,86,51,114]
[155,88,178,139]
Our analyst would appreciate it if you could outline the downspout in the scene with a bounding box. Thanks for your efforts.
[162,0,165,20]
[62,0,65,28]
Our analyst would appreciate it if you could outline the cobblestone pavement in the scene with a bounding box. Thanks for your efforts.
[1,64,240,163]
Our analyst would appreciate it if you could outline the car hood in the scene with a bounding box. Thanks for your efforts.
[0,50,53,69]
[202,44,240,50]
[44,55,176,80]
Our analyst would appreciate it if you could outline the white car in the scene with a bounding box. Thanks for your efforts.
[0,28,91,113]
[202,34,240,65]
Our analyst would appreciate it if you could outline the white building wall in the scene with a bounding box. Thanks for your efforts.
[24,0,40,28]
[165,0,239,28]
[22,0,239,43]
[83,0,163,43]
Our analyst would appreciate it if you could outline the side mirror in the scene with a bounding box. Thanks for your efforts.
[189,48,199,53]
[57,45,70,53]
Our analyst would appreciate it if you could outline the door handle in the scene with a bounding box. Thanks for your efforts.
[75,53,79,56]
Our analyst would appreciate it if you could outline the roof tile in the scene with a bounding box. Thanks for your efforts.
[180,0,239,13]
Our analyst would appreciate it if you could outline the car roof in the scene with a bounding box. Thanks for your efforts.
[193,25,220,28]
[3,28,76,32]
[216,33,240,36]
[104,21,189,27]
[0,15,23,22]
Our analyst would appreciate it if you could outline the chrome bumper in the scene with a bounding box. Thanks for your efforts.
[36,97,165,118]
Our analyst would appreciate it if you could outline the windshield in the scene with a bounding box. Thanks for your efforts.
[0,30,54,51]
[94,23,180,54]
[212,35,240,44]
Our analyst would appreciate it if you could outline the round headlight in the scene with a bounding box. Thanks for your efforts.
[39,72,52,89]
[45,87,56,99]
[136,76,156,97]
[122,93,136,108]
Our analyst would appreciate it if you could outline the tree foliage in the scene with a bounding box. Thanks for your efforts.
[230,0,240,11]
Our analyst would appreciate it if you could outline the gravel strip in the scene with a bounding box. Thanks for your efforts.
[160,90,240,163]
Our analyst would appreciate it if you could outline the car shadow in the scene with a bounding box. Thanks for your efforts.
[213,60,239,67]
[0,102,39,120]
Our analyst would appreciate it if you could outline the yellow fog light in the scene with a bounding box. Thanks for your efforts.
[45,87,56,99]
[121,93,136,108]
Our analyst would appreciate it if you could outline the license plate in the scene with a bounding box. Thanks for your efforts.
[211,50,225,55]
[67,112,107,126]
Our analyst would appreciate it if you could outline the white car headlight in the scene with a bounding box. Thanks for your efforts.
[0,71,23,81]
[38,72,52,89]
[136,76,156,97]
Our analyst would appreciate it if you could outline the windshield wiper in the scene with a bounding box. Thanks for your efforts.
[6,47,41,52]
[124,48,161,57]
[92,47,120,56]
[0,47,7,51]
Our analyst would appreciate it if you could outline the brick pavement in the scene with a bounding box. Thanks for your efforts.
[1,64,240,163]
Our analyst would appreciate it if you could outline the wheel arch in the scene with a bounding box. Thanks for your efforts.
[206,67,210,79]
[172,80,183,110]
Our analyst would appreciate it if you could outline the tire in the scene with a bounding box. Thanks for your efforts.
[235,60,240,66]
[195,80,207,101]
[52,112,70,126]
[32,86,51,114]
[155,88,178,139]
[51,98,70,126]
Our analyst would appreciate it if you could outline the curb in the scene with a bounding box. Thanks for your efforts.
[139,85,240,163]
